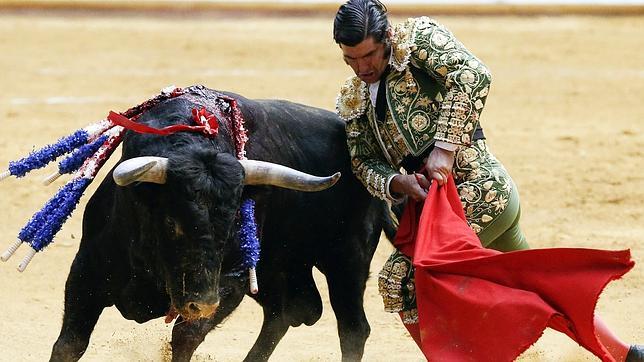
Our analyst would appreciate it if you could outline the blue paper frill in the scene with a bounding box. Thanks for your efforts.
[239,198,260,269]
[8,129,89,178]
[18,177,92,251]
[58,134,108,175]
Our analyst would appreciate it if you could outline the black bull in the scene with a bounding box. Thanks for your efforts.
[50,86,395,361]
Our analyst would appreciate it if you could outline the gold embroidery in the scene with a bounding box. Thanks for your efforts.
[411,114,429,132]
[454,140,514,233]
[378,250,416,315]
[401,309,418,325]
[336,76,368,121]
[390,18,416,71]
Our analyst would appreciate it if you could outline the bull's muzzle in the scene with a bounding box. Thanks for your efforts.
[177,301,219,321]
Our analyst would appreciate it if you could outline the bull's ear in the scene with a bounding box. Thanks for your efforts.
[113,157,168,186]
[239,159,341,192]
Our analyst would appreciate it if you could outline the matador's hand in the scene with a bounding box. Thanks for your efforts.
[425,147,455,186]
[389,173,431,201]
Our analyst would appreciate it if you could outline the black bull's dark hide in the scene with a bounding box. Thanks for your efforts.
[50,86,395,362]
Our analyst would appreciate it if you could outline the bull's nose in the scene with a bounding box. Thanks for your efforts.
[182,301,219,320]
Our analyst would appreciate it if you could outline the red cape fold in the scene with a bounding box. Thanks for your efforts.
[394,176,634,361]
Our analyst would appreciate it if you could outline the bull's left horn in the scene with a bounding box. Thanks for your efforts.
[239,159,340,192]
[113,156,168,186]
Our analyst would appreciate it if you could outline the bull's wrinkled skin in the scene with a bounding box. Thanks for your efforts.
[49,86,394,362]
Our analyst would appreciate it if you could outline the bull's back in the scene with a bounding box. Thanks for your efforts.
[246,98,351,177]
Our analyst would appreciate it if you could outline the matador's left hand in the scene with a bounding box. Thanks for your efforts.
[425,147,455,186]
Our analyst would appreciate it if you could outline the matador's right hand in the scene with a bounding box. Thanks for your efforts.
[389,173,431,201]
[425,147,455,186]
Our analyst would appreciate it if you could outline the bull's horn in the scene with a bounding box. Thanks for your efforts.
[113,156,168,186]
[239,159,340,192]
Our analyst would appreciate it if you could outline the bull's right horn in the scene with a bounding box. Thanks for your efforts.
[113,156,168,186]
[239,159,340,192]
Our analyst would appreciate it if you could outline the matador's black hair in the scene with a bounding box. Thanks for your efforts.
[333,0,390,47]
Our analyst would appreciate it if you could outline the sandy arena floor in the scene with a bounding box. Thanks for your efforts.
[0,10,642,362]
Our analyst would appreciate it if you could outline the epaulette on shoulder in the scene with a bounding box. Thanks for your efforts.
[390,16,444,72]
[390,18,417,71]
[335,76,368,122]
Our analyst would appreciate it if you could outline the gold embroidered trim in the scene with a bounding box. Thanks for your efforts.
[401,309,418,325]
[390,18,417,72]
[336,76,368,121]
[455,140,514,233]
[378,250,417,314]
[378,256,408,312]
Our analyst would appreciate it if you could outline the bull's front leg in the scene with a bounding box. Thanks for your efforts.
[170,316,219,362]
[243,306,290,362]
[50,252,107,362]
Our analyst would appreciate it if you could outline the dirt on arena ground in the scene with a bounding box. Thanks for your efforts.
[0,9,642,362]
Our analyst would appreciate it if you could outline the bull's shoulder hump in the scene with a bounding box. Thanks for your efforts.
[335,76,368,122]
[256,99,337,117]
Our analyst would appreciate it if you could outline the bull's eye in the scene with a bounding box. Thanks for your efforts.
[164,216,184,239]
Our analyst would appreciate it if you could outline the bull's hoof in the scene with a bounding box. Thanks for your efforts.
[627,345,644,362]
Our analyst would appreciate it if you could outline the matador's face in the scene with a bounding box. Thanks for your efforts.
[340,36,389,84]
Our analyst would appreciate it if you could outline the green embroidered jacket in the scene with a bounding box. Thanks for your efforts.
[336,17,492,201]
